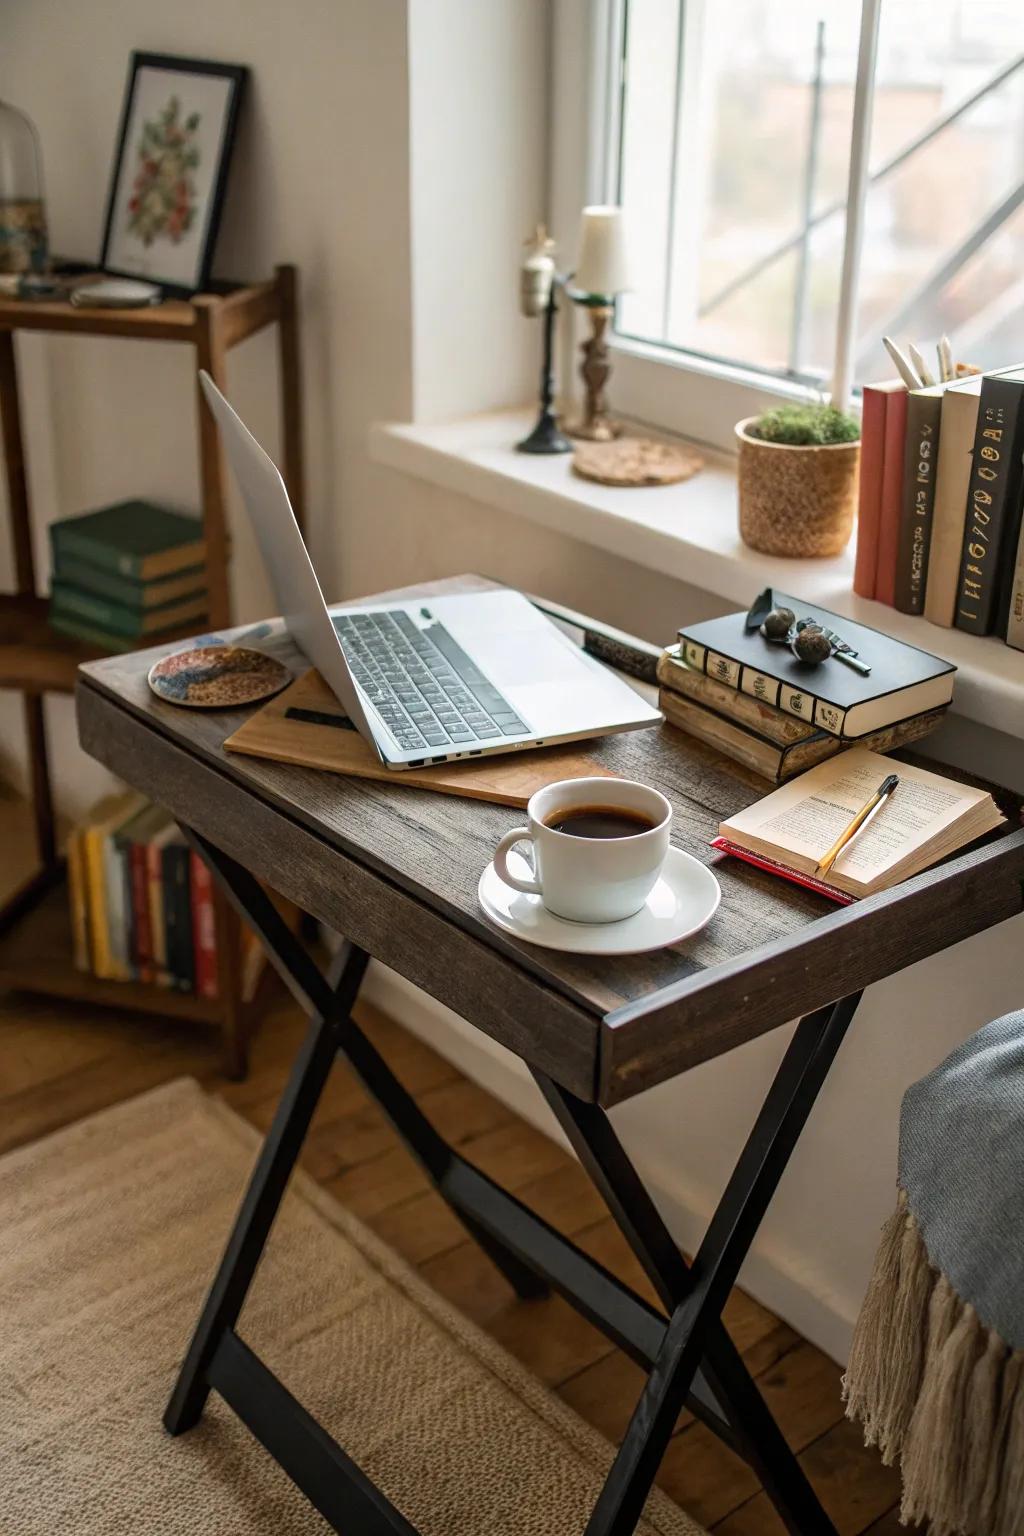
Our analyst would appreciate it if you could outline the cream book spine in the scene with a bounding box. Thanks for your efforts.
[924,380,981,627]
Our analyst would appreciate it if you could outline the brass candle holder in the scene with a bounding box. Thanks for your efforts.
[565,206,632,442]
[567,298,620,442]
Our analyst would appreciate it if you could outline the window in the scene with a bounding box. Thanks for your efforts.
[556,0,1024,441]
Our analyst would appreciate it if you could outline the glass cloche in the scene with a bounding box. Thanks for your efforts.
[0,99,47,274]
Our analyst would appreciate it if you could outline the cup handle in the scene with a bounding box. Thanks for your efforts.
[493,827,542,896]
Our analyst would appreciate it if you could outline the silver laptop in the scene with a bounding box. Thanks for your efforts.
[199,372,661,768]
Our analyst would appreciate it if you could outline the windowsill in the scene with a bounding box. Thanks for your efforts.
[369,408,1024,738]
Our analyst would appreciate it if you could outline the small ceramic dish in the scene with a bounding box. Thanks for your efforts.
[148,644,290,709]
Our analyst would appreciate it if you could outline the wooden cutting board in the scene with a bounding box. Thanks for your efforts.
[223,668,620,808]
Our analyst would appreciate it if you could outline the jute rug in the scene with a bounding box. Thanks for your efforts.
[0,1078,707,1535]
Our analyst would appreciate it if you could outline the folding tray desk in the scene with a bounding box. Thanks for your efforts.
[75,574,1024,1536]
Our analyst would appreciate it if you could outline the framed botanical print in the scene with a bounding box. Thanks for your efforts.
[100,53,247,296]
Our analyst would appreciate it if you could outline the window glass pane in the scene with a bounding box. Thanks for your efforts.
[855,3,1024,383]
[615,0,681,343]
[616,0,1024,388]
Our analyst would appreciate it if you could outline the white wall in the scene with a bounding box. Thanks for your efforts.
[0,0,413,816]
[407,0,548,423]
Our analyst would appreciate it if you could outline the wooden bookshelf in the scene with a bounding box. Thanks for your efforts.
[0,592,204,692]
[0,265,304,1076]
[0,878,225,1025]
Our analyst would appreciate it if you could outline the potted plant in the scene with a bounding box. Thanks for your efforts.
[735,402,860,558]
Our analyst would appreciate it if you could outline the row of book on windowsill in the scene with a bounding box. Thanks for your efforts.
[48,499,208,653]
[66,792,220,995]
[656,594,955,784]
[854,364,1024,648]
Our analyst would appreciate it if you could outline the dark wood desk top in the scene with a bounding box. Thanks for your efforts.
[76,576,1024,1105]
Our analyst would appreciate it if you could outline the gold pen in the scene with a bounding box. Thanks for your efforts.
[816,773,900,878]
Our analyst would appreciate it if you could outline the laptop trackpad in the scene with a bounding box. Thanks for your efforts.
[438,595,647,730]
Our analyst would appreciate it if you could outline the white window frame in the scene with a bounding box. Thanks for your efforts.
[549,0,881,453]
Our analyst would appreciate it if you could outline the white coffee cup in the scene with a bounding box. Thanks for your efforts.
[492,776,672,924]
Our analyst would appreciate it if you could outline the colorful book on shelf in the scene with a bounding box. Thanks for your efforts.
[713,749,1004,902]
[48,610,198,653]
[854,380,905,601]
[65,829,90,972]
[50,580,207,639]
[190,852,218,1000]
[81,792,146,979]
[163,836,194,993]
[124,803,170,983]
[676,597,956,740]
[875,383,908,607]
[147,818,180,988]
[67,796,215,996]
[894,382,945,615]
[50,553,207,611]
[112,802,154,980]
[924,376,982,628]
[49,500,205,582]
[954,367,1024,635]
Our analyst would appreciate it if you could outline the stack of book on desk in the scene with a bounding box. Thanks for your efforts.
[49,500,207,652]
[658,596,955,783]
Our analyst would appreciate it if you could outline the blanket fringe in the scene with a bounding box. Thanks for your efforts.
[843,1190,1024,1535]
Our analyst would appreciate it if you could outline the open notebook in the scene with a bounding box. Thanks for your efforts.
[713,748,1005,901]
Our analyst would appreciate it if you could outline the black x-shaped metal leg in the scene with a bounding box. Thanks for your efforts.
[533,990,861,1536]
[164,826,859,1536]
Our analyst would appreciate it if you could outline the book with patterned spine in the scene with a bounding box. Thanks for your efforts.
[659,684,947,784]
[924,377,982,628]
[676,596,955,740]
[895,383,944,614]
[954,367,1024,635]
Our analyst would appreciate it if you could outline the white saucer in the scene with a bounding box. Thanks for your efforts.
[477,845,721,955]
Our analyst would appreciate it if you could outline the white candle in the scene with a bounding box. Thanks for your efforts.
[573,206,633,299]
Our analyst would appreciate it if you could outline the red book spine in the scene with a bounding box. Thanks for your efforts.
[190,852,218,1000]
[853,387,888,599]
[875,387,908,607]
[131,842,154,984]
[709,837,855,905]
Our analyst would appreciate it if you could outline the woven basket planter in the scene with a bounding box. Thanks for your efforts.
[735,417,860,558]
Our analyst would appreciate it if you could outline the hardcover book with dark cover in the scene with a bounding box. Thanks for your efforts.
[895,383,944,615]
[955,367,1024,635]
[677,595,955,739]
[49,500,206,581]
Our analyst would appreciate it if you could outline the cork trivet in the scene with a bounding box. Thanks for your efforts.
[572,438,704,488]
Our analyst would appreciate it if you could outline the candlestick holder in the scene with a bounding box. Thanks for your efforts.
[567,299,620,442]
[517,279,571,455]
[565,206,632,442]
[516,224,571,456]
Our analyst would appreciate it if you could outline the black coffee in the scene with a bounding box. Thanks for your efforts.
[544,804,657,840]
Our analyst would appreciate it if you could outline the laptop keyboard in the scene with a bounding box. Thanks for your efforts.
[332,609,529,753]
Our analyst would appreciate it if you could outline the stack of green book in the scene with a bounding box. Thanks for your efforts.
[49,500,208,652]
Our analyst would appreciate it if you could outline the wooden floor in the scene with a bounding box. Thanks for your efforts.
[0,975,905,1535]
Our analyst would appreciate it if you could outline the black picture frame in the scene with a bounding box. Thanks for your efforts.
[99,52,247,298]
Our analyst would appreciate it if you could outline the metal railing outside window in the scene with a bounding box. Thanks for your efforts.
[604,0,1024,407]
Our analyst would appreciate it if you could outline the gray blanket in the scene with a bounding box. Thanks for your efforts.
[844,1007,1024,1536]
[901,1008,1024,1352]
